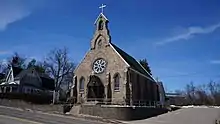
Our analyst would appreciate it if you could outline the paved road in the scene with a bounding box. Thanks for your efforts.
[0,106,104,124]
[125,108,220,124]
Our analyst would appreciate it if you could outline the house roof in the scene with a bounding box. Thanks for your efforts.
[38,73,51,79]
[110,43,155,81]
[12,67,55,90]
[15,67,52,79]
[41,77,55,90]
[14,68,29,79]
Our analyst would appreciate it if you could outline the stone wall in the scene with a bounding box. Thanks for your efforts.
[0,99,63,114]
[80,105,168,121]
[0,92,52,104]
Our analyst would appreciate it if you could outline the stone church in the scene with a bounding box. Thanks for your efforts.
[71,11,161,106]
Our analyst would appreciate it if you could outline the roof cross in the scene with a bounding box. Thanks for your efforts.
[99,4,106,14]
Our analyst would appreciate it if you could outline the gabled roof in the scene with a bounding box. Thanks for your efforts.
[14,67,30,79]
[94,13,108,24]
[15,67,52,79]
[5,66,22,82]
[110,43,155,82]
[14,67,55,90]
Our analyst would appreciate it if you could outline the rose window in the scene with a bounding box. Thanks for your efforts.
[93,59,106,74]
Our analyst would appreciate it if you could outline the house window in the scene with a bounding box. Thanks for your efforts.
[79,77,85,92]
[114,73,120,91]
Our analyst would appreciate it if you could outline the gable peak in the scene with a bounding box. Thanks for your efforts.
[94,13,108,25]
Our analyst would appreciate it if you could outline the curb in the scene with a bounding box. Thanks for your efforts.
[0,105,24,111]
[63,113,126,124]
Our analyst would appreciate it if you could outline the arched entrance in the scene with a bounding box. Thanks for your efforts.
[87,75,104,102]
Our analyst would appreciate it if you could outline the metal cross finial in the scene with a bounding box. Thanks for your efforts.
[99,4,106,14]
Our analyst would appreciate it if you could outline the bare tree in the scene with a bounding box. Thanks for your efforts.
[185,82,196,105]
[0,61,7,74]
[172,90,187,105]
[208,81,220,105]
[62,71,75,90]
[44,47,75,103]
[194,85,211,105]
[175,81,220,106]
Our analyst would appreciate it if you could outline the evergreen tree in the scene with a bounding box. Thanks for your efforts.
[139,59,152,75]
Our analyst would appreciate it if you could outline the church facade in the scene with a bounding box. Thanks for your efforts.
[71,12,161,106]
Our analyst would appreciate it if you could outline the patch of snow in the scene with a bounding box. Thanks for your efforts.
[9,82,17,85]
[181,105,220,109]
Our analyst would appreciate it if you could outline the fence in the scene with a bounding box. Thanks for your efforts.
[78,98,161,108]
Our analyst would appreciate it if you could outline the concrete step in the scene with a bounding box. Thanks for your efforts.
[70,105,81,115]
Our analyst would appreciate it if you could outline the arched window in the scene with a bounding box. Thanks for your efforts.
[97,39,102,48]
[98,20,104,30]
[79,77,85,92]
[114,73,120,91]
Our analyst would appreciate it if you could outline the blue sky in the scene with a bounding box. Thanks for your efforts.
[0,0,220,92]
